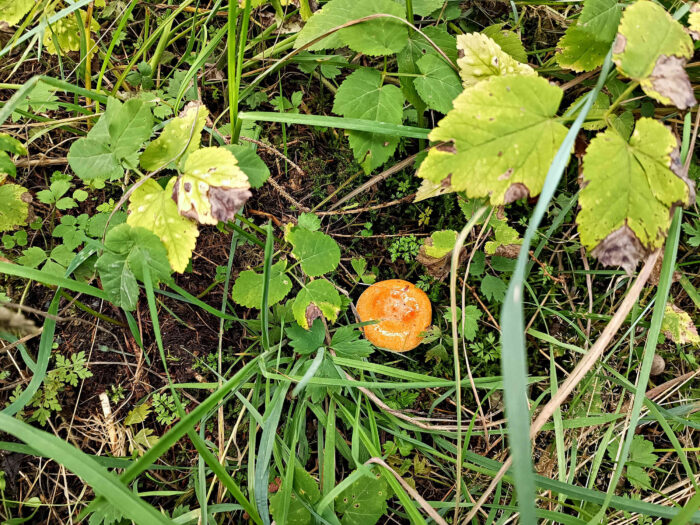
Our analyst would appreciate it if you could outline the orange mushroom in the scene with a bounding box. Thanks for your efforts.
[356,279,432,352]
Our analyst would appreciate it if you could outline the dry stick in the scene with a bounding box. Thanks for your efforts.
[317,194,415,215]
[239,135,306,177]
[462,249,661,523]
[326,153,420,211]
[365,457,448,525]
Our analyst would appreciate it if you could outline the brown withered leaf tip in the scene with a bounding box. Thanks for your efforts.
[612,34,626,54]
[305,304,323,328]
[648,55,697,110]
[669,146,697,205]
[0,306,37,337]
[416,239,466,281]
[591,225,647,274]
[494,243,520,259]
[172,178,252,224]
[503,182,529,204]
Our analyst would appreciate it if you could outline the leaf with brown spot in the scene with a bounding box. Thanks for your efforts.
[613,0,696,109]
[174,147,252,225]
[661,303,700,346]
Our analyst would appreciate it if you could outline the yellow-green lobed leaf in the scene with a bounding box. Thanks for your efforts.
[127,178,199,273]
[417,75,567,204]
[613,0,695,109]
[577,118,693,271]
[456,33,534,88]
[0,184,31,232]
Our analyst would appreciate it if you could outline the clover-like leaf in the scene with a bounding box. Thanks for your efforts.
[456,33,535,88]
[414,54,462,114]
[68,97,153,181]
[294,0,407,56]
[140,103,208,172]
[0,184,31,232]
[286,226,340,277]
[231,261,293,309]
[175,147,252,225]
[333,68,405,174]
[577,118,694,272]
[613,0,695,109]
[292,279,341,329]
[0,0,34,25]
[127,178,199,273]
[556,0,622,72]
[95,224,172,311]
[417,75,567,204]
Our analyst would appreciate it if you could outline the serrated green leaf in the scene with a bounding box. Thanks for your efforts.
[424,230,457,258]
[456,33,535,88]
[661,303,700,346]
[127,178,199,273]
[335,472,389,525]
[577,118,692,270]
[140,103,208,172]
[461,304,481,341]
[176,147,251,225]
[417,75,567,205]
[331,325,373,357]
[396,26,458,109]
[286,226,340,277]
[333,68,405,174]
[286,319,326,355]
[484,216,522,255]
[613,0,695,109]
[481,274,506,302]
[231,261,292,308]
[294,0,407,56]
[0,184,30,232]
[297,212,321,231]
[293,279,341,329]
[223,144,270,188]
[556,0,621,72]
[0,0,34,25]
[414,54,462,114]
[482,24,527,63]
[124,402,151,425]
[68,98,153,181]
[96,224,172,311]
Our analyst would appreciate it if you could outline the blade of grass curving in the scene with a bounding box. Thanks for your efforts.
[291,347,325,397]
[469,51,616,524]
[255,380,291,525]
[591,207,683,523]
[261,221,274,351]
[0,414,171,524]
[0,262,109,300]
[239,112,430,139]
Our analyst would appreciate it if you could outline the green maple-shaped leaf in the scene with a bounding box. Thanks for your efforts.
[335,472,389,525]
[127,178,199,273]
[95,224,172,311]
[293,279,341,329]
[286,226,340,277]
[424,230,457,258]
[175,147,252,225]
[417,75,567,204]
[613,0,695,109]
[396,26,457,110]
[140,102,208,172]
[661,303,700,346]
[556,0,622,72]
[456,33,534,88]
[0,184,30,232]
[68,97,153,181]
[231,261,293,309]
[577,118,693,271]
[294,0,407,56]
[332,68,404,174]
[42,10,100,55]
[413,54,462,114]
[0,0,34,26]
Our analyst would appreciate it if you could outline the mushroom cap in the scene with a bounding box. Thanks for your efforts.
[356,279,432,352]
